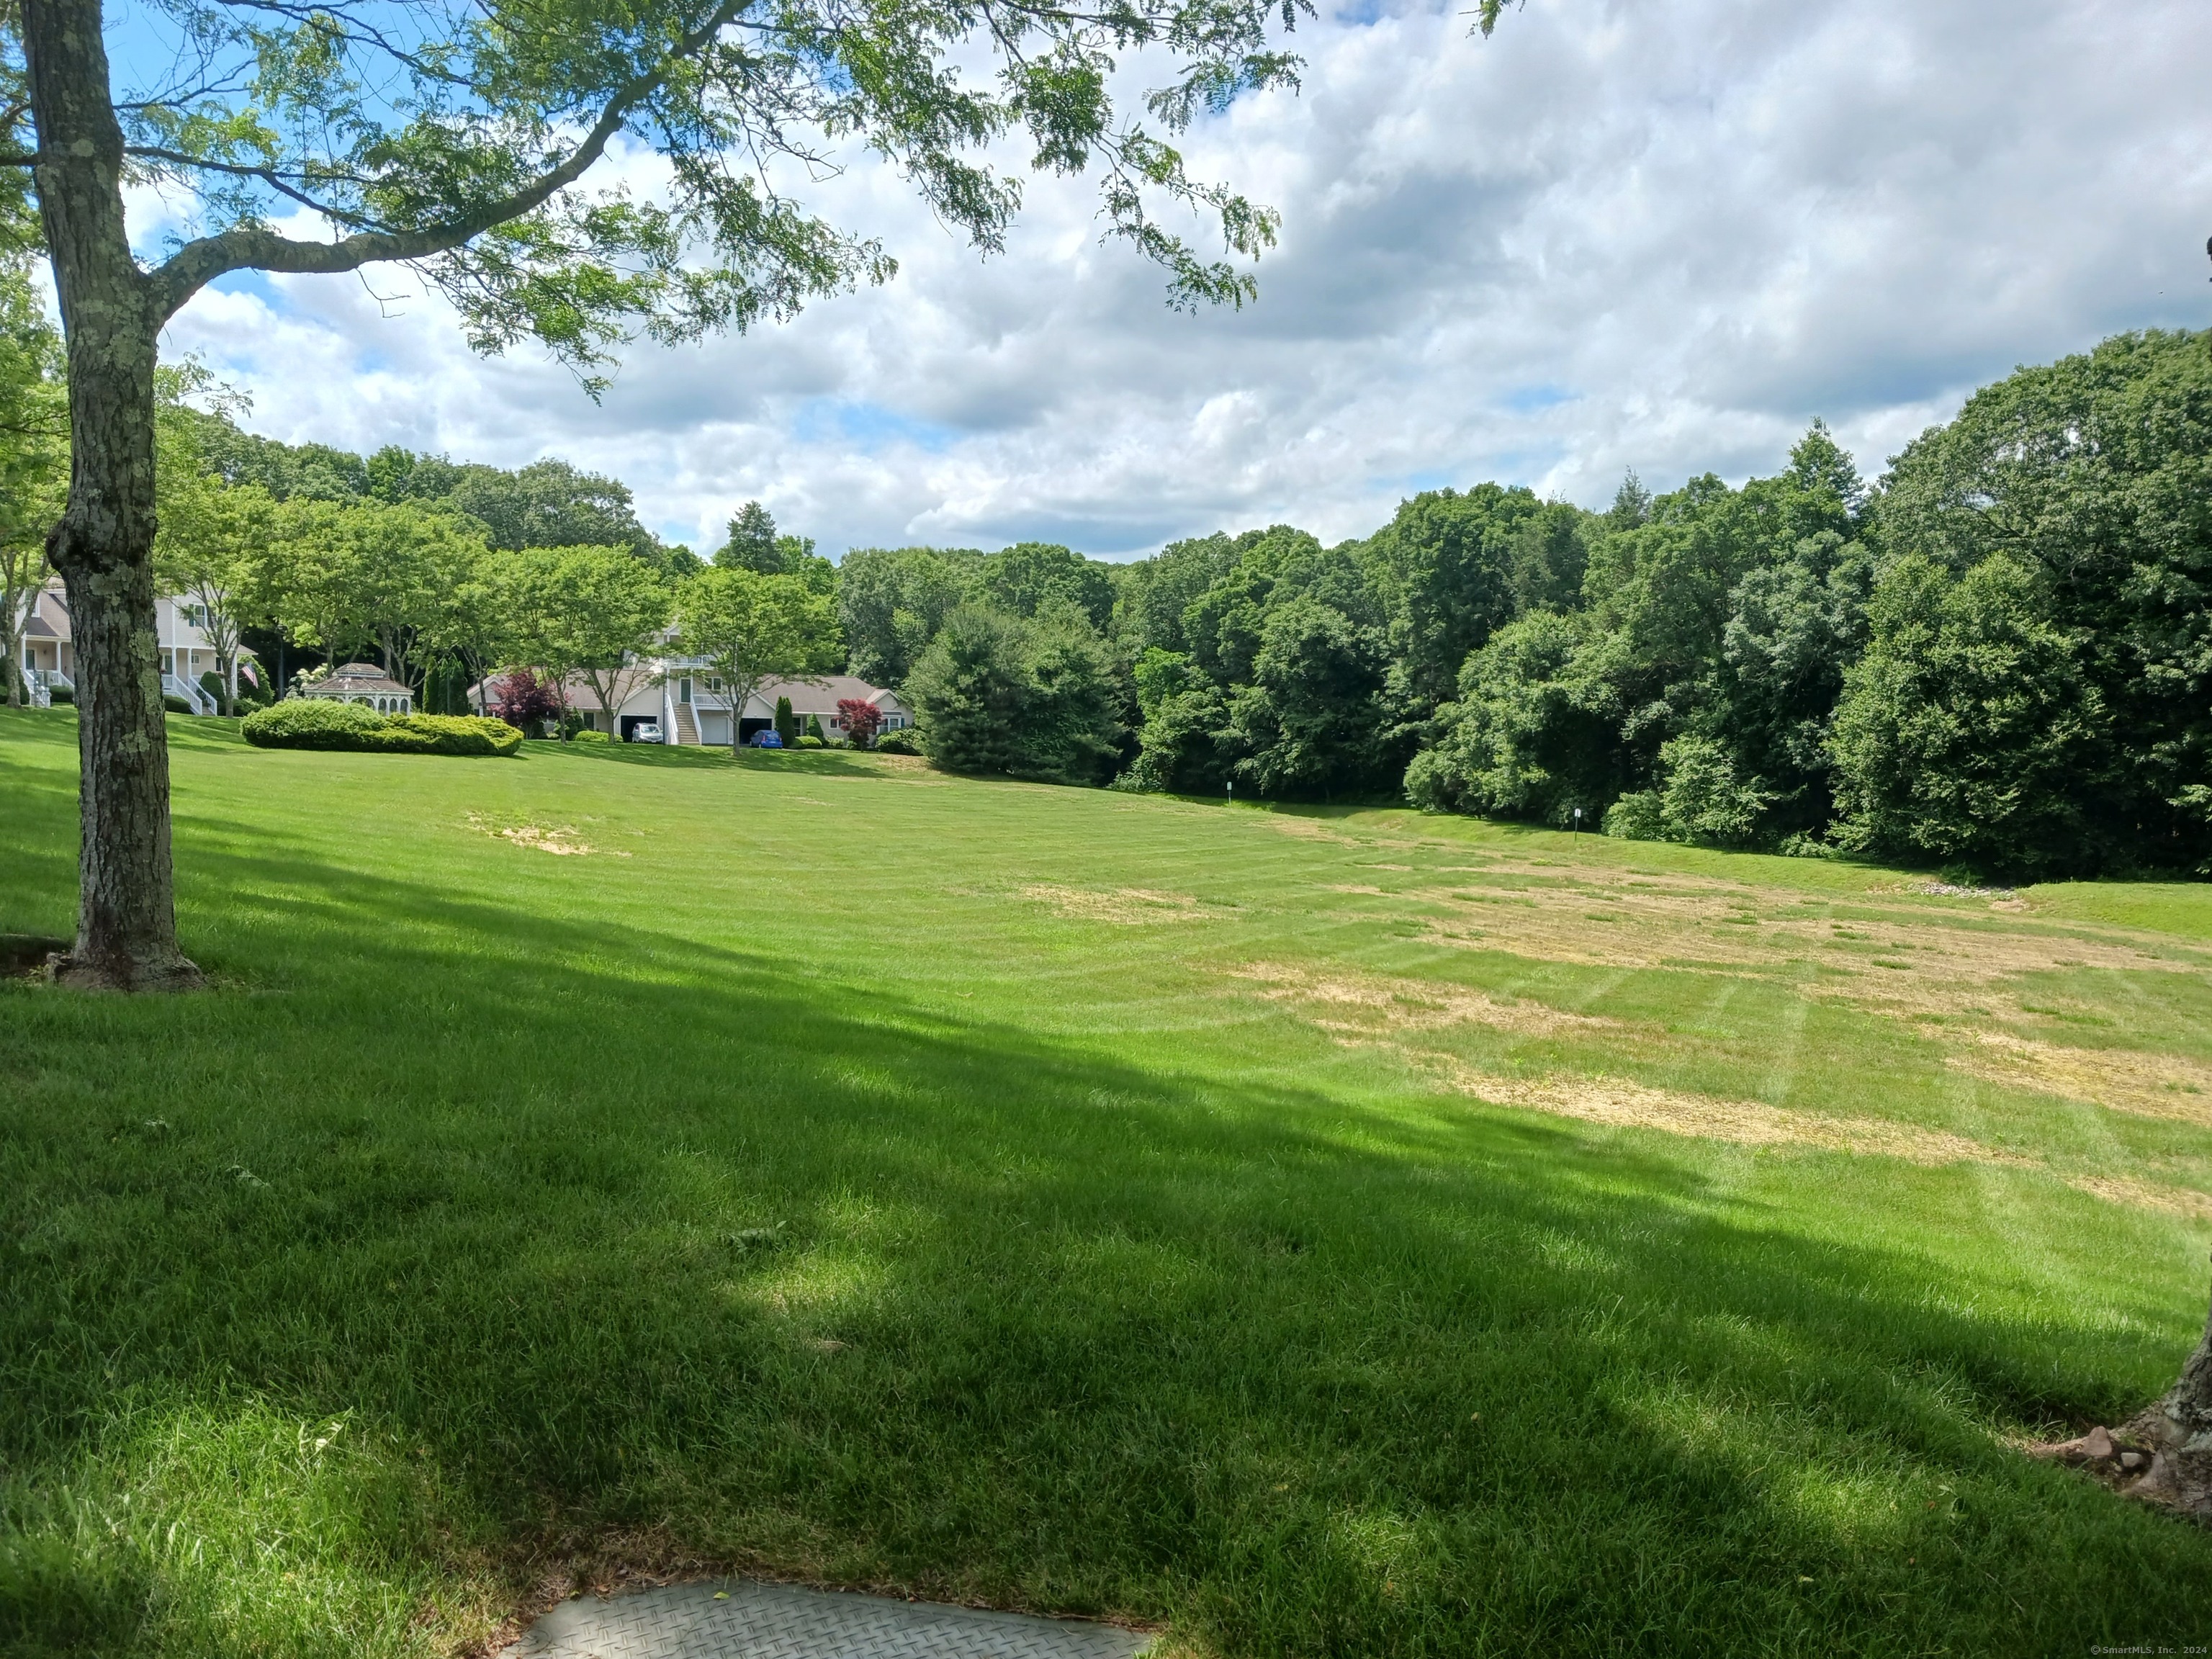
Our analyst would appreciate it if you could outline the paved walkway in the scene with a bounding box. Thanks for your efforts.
[514,1579,1152,1659]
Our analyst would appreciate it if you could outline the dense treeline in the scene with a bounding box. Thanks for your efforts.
[857,330,2212,880]
[63,319,2209,879]
[1399,332,2211,881]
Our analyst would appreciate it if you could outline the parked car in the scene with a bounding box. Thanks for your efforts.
[750,729,783,748]
[629,722,662,744]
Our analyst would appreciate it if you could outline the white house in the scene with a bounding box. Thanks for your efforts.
[469,662,910,747]
[679,673,912,748]
[15,577,258,712]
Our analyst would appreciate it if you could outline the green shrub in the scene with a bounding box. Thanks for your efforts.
[356,719,444,753]
[1606,734,1776,848]
[379,714,523,756]
[163,694,194,714]
[1830,553,2109,879]
[243,701,390,749]
[570,728,611,745]
[241,701,519,756]
[796,734,824,748]
[873,727,921,755]
[1602,791,1663,840]
[46,685,71,706]
[905,604,1124,784]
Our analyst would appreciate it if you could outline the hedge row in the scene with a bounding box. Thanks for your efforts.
[241,701,522,756]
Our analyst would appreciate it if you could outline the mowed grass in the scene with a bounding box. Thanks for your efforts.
[5,709,2212,1657]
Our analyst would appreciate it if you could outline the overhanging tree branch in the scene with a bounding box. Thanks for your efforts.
[145,0,750,323]
[127,145,369,217]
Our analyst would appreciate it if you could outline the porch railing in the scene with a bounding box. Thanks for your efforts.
[161,673,217,716]
[20,667,70,709]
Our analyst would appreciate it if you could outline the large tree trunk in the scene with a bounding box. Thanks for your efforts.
[2152,1290,2212,1444]
[728,672,752,757]
[2108,1265,2212,1516]
[2037,1257,2212,1519]
[2,595,21,708]
[25,0,202,991]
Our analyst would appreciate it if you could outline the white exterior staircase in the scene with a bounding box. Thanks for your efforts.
[162,673,217,715]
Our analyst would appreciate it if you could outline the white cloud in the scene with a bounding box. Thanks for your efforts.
[150,0,2212,557]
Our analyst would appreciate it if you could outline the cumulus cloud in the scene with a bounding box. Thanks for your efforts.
[148,0,2212,557]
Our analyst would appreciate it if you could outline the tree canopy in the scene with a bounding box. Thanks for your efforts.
[675,564,842,755]
[67,0,1323,379]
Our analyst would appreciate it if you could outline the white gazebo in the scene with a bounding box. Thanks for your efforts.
[298,662,413,714]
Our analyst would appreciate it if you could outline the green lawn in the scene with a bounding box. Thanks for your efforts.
[5,709,2212,1656]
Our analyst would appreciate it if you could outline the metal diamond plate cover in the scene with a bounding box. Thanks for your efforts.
[514,1579,1153,1659]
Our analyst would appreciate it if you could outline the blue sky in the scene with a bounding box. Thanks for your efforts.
[137,0,2212,559]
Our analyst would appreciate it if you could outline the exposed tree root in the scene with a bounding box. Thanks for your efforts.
[0,933,68,979]
[45,945,205,992]
[2033,1258,2212,1524]
[2031,1411,2212,1522]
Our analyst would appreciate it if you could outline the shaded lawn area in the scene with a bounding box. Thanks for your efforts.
[3,710,2211,1655]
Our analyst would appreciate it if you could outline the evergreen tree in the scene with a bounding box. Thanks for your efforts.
[720,503,784,573]
[907,605,1125,783]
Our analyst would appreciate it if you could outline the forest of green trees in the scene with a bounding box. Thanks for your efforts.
[5,228,2203,885]
[855,329,2212,882]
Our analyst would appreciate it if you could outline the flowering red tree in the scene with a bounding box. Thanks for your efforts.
[837,698,885,749]
[487,670,563,732]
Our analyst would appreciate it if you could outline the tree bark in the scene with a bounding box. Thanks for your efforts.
[2,588,22,709]
[2039,1258,2212,1519]
[2153,1284,2212,1443]
[727,670,760,757]
[26,0,202,990]
[2105,1261,2212,1515]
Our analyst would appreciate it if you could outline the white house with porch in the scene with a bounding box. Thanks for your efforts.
[14,577,258,712]
[469,662,909,747]
[677,673,911,747]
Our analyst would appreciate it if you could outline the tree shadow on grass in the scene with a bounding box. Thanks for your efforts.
[2,777,2211,1655]
[0,708,78,747]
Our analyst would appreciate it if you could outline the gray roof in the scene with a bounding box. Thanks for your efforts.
[302,662,412,697]
[752,675,903,711]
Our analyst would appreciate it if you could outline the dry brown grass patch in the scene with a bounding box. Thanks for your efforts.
[1022,885,1216,925]
[1394,1046,2033,1168]
[1945,1033,2212,1127]
[1328,1038,2212,1222]
[467,813,629,858]
[1235,961,1619,1041]
[1259,814,1364,845]
[1397,876,2206,1020]
[2064,1174,2212,1222]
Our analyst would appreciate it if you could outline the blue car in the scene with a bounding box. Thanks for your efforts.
[750,729,783,748]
